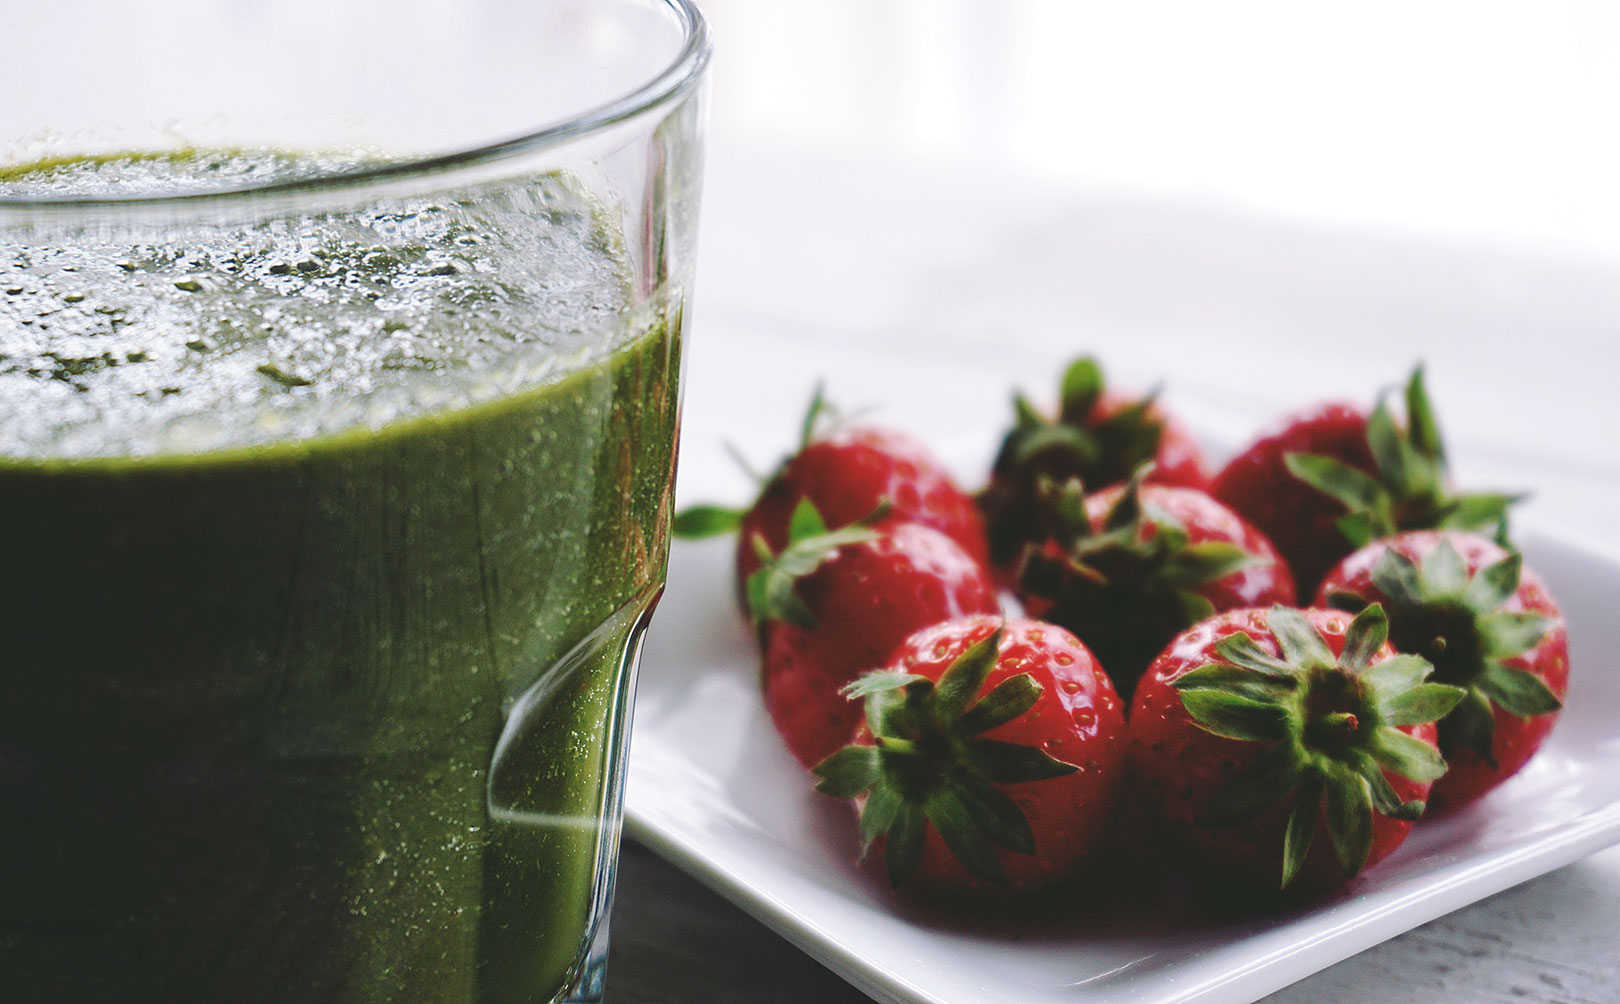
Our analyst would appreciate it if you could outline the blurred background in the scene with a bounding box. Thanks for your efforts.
[707,0,1620,254]
[678,0,1620,550]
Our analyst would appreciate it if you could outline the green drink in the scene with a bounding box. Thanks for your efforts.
[0,145,690,1003]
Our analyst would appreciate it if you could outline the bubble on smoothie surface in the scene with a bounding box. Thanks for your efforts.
[0,150,633,459]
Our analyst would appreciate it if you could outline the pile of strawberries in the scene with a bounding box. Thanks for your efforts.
[675,359,1569,899]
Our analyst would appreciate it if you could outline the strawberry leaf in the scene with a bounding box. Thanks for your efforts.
[1479,611,1553,659]
[813,746,882,799]
[745,563,815,629]
[1176,589,1217,625]
[1405,366,1445,460]
[885,802,926,886]
[1197,742,1304,828]
[1377,683,1466,727]
[1325,770,1375,877]
[1178,690,1290,741]
[1285,451,1387,512]
[1440,687,1499,765]
[1012,393,1045,430]
[1370,725,1449,783]
[1173,662,1294,703]
[1162,541,1255,586]
[1282,775,1323,890]
[1013,423,1099,469]
[1269,607,1337,671]
[1478,662,1562,718]
[1058,356,1104,425]
[1371,549,1423,607]
[1417,537,1468,600]
[954,770,1037,855]
[1359,653,1433,696]
[1099,469,1147,531]
[859,781,903,856]
[842,670,929,700]
[1340,603,1389,672]
[1355,753,1425,820]
[924,787,1007,886]
[786,496,829,542]
[1215,632,1297,677]
[746,500,880,627]
[672,505,744,538]
[1365,400,1409,496]
[798,382,832,450]
[965,738,1078,783]
[1039,475,1092,540]
[957,673,1043,736]
[870,685,926,742]
[934,627,1002,723]
[1465,552,1523,613]
[1445,493,1521,544]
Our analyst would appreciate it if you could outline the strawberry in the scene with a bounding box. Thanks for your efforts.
[1211,368,1519,597]
[674,388,989,607]
[1016,473,1295,699]
[750,502,998,769]
[1315,531,1567,810]
[1129,605,1464,892]
[978,356,1211,575]
[1210,402,1372,597]
[814,616,1127,894]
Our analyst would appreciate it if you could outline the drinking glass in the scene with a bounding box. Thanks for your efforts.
[0,2,710,1002]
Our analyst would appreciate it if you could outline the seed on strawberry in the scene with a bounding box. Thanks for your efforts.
[749,501,998,769]
[814,616,1127,894]
[1316,530,1567,810]
[1130,604,1465,892]
[675,387,989,608]
[1017,471,1295,699]
[978,356,1211,577]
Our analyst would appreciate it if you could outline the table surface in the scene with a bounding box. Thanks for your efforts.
[597,134,1620,1004]
[600,4,1620,998]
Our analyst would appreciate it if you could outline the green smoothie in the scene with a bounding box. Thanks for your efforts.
[0,153,681,1003]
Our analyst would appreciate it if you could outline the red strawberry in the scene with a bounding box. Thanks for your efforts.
[750,503,998,768]
[1315,531,1567,810]
[978,356,1211,575]
[1210,402,1372,596]
[1211,368,1519,597]
[1016,473,1295,699]
[674,389,989,607]
[1129,605,1464,892]
[814,616,1127,894]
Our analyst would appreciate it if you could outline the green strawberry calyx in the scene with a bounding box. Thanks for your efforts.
[672,384,846,540]
[1173,604,1465,888]
[1018,468,1256,695]
[978,355,1167,566]
[812,626,1079,888]
[743,497,884,629]
[1283,366,1522,551]
[1323,538,1561,767]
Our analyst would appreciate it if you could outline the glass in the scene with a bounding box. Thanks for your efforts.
[0,2,709,1002]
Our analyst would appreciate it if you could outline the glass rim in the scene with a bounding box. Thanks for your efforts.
[0,0,712,214]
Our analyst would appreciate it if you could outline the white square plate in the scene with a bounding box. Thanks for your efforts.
[625,525,1620,1004]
